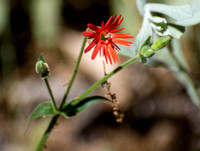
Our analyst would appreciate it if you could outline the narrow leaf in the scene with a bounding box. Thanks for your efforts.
[25,102,59,132]
[61,96,111,118]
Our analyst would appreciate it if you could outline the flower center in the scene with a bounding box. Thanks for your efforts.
[100,31,113,41]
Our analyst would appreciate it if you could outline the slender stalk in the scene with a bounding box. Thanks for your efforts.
[60,36,87,108]
[43,78,58,111]
[74,55,141,104]
[35,115,59,151]
[35,37,87,151]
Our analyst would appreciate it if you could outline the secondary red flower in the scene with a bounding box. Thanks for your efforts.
[83,15,133,64]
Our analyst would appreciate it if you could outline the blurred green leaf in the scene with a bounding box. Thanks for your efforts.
[174,70,200,106]
[144,2,200,26]
[145,3,193,22]
[26,102,59,131]
[174,0,200,26]
[0,0,8,34]
[30,0,62,46]
[61,96,111,118]
[136,0,147,16]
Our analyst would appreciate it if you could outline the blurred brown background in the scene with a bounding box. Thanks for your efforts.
[0,0,200,151]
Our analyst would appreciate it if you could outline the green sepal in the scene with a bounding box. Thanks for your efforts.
[38,53,46,62]
[140,36,151,49]
[25,102,59,132]
[60,96,111,118]
[41,73,50,79]
[140,55,147,63]
[139,36,154,63]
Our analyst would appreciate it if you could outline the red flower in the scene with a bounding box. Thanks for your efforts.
[83,15,133,64]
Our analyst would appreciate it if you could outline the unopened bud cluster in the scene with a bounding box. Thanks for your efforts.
[139,36,171,62]
[35,53,50,79]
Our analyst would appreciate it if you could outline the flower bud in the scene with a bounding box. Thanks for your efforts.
[35,53,50,78]
[151,36,171,51]
[140,45,154,58]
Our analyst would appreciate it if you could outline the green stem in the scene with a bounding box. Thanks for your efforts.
[35,37,87,151]
[74,55,141,104]
[43,78,58,111]
[35,115,59,151]
[60,36,87,108]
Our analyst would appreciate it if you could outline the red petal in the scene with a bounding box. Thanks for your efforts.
[102,45,107,63]
[87,24,99,31]
[113,17,123,29]
[111,15,122,28]
[101,21,104,28]
[104,16,113,29]
[104,45,112,64]
[108,44,119,63]
[83,32,96,38]
[111,33,134,38]
[108,15,123,31]
[84,40,96,53]
[91,42,102,60]
[111,41,120,51]
[110,28,125,33]
[99,45,101,57]
[112,39,132,46]
[113,15,117,20]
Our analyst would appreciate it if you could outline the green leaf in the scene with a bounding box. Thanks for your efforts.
[25,102,59,132]
[61,96,111,118]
